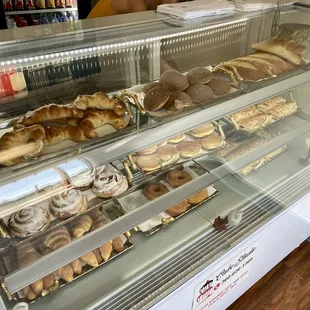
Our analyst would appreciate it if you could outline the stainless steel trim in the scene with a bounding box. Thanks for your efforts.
[2,69,310,186]
[5,120,310,293]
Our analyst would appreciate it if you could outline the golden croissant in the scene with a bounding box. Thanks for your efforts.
[44,125,87,145]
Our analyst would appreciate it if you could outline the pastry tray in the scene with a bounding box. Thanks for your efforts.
[131,122,226,177]
[123,66,240,122]
[0,201,134,304]
[116,161,218,236]
[0,164,131,248]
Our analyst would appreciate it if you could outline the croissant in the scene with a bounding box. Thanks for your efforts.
[89,209,102,221]
[80,251,98,267]
[112,236,125,253]
[73,92,125,116]
[252,38,306,66]
[91,214,110,231]
[23,286,37,301]
[58,264,74,282]
[44,125,87,145]
[43,227,71,250]
[15,104,84,128]
[79,110,129,139]
[93,248,103,264]
[71,215,93,238]
[70,259,83,275]
[17,244,44,295]
[99,241,113,261]
[43,273,56,290]
[0,125,45,166]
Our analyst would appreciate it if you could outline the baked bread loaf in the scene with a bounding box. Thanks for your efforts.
[249,53,294,72]
[186,67,212,85]
[79,110,129,139]
[44,125,87,145]
[207,77,231,96]
[159,70,189,91]
[143,86,170,111]
[0,125,45,166]
[71,215,93,238]
[136,154,161,172]
[8,206,50,238]
[164,91,192,111]
[49,189,88,219]
[156,145,179,166]
[142,82,160,94]
[238,55,280,75]
[15,104,84,128]
[251,38,306,66]
[73,92,125,116]
[186,85,214,104]
[143,183,169,200]
[177,141,202,158]
[92,171,128,198]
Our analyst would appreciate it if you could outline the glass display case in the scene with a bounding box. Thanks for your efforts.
[1,6,310,310]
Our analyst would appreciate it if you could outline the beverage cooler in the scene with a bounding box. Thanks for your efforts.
[1,6,310,310]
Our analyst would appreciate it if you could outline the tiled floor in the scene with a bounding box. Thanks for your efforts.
[227,241,310,310]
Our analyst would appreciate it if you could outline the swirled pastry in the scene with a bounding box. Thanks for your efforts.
[49,189,88,219]
[8,206,50,238]
[92,171,128,198]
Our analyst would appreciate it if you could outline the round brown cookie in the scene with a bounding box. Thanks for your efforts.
[207,77,231,96]
[159,70,189,91]
[185,85,214,104]
[144,86,170,111]
[142,82,160,94]
[186,67,212,85]
[164,91,192,111]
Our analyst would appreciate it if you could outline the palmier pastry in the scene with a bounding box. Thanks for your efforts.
[73,92,125,116]
[49,189,88,219]
[137,145,157,155]
[167,170,193,188]
[168,134,185,144]
[159,70,189,91]
[188,189,208,204]
[166,200,188,217]
[143,86,170,111]
[8,206,50,238]
[185,85,214,104]
[207,77,231,96]
[237,114,273,132]
[256,96,286,113]
[164,91,192,111]
[189,123,214,138]
[186,67,212,85]
[92,171,128,198]
[143,183,169,200]
[198,133,225,150]
[177,141,202,158]
[156,145,179,166]
[136,155,161,172]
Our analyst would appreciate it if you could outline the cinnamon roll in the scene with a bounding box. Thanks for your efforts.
[49,189,88,219]
[92,171,128,198]
[8,206,50,238]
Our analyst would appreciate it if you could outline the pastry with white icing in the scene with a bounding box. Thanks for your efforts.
[8,206,50,238]
[227,210,243,227]
[49,189,88,219]
[92,171,128,198]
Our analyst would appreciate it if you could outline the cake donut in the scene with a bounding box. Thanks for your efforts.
[8,206,50,238]
[188,189,209,204]
[176,141,202,158]
[167,170,193,188]
[50,189,88,219]
[166,200,188,217]
[143,183,169,200]
[92,171,128,198]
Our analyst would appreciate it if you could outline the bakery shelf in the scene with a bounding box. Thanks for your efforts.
[4,8,77,15]
[4,119,310,294]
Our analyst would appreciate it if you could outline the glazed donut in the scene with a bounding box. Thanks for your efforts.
[188,189,209,204]
[50,189,88,219]
[166,200,188,217]
[143,183,169,200]
[92,171,128,198]
[176,141,202,158]
[136,155,161,172]
[166,170,193,188]
[137,145,157,155]
[8,206,50,238]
